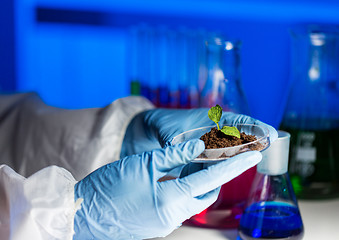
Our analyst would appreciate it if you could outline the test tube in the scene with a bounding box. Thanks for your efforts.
[133,23,152,101]
[157,26,170,108]
[167,30,180,108]
[176,27,190,108]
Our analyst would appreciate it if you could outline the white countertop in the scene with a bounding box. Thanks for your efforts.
[154,199,339,240]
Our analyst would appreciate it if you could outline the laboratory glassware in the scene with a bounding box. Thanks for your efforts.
[129,25,204,109]
[128,26,141,96]
[128,24,152,99]
[199,36,250,114]
[280,26,339,199]
[154,26,170,108]
[186,30,202,108]
[238,131,304,240]
[176,28,190,109]
[187,37,253,228]
[167,29,180,108]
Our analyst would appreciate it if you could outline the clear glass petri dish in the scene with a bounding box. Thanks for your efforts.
[171,124,270,162]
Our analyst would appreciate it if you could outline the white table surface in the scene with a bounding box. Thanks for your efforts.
[153,199,339,240]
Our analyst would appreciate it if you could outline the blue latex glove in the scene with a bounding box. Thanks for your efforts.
[121,108,278,158]
[73,139,262,240]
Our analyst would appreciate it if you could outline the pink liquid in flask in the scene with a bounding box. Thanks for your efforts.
[185,166,256,229]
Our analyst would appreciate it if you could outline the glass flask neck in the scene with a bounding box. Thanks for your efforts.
[200,37,249,114]
[258,131,290,175]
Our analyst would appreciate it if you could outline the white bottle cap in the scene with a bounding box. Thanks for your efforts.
[257,130,291,175]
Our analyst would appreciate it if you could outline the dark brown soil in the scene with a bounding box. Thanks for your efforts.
[200,127,258,149]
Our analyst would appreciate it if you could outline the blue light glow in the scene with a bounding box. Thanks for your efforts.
[10,0,339,126]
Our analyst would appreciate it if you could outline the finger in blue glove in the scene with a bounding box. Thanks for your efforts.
[74,139,261,240]
[74,139,204,239]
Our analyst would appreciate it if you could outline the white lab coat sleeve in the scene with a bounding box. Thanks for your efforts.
[0,93,155,239]
[0,165,79,240]
[0,93,154,180]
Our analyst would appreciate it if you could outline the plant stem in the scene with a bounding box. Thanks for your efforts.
[217,123,220,130]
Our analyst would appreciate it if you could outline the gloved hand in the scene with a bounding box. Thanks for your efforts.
[73,139,262,240]
[121,108,278,157]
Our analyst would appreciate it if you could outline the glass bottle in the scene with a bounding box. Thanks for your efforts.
[280,26,339,199]
[238,131,304,240]
[188,36,252,229]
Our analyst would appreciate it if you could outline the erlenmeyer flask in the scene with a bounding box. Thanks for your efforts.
[188,37,252,229]
[238,131,304,240]
[200,36,250,114]
[281,26,339,199]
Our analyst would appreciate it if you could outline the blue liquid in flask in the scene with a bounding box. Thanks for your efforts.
[238,201,304,240]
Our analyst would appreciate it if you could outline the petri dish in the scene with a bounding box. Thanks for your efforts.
[171,124,270,162]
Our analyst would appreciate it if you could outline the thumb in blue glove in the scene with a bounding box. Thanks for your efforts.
[73,139,262,240]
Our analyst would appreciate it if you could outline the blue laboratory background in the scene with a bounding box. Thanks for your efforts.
[2,0,339,128]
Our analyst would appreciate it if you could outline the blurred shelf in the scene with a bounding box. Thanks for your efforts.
[34,0,339,24]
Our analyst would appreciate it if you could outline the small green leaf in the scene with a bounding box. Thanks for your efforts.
[221,126,241,139]
[208,105,222,130]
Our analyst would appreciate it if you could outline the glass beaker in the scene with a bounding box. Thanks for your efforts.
[280,25,339,199]
[187,37,253,229]
[238,131,304,240]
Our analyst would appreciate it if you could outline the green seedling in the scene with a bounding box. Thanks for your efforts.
[221,126,241,139]
[208,104,241,139]
[208,104,222,130]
